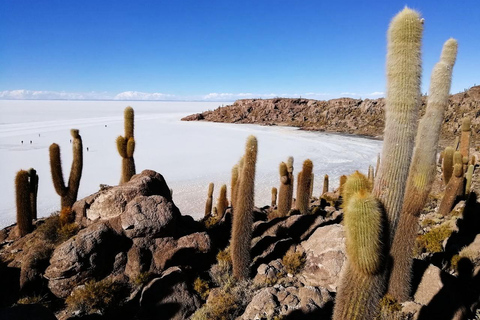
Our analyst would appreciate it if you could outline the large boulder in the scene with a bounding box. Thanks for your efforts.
[74,170,176,223]
[298,224,346,292]
[45,222,131,298]
[240,285,332,320]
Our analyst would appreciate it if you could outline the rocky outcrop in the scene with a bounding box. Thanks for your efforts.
[182,86,480,144]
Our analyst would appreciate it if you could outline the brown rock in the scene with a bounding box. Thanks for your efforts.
[298,223,346,291]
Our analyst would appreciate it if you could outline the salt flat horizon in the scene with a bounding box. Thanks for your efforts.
[0,100,383,229]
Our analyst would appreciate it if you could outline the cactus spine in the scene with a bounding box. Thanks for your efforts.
[117,106,136,184]
[388,38,458,301]
[231,136,257,280]
[271,187,277,208]
[322,174,329,196]
[372,8,423,240]
[28,168,38,220]
[216,184,228,220]
[333,173,385,320]
[277,162,291,217]
[205,183,214,217]
[16,170,33,236]
[50,129,83,209]
[296,159,313,214]
[443,146,454,184]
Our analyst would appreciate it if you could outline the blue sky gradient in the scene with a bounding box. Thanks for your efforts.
[0,0,478,100]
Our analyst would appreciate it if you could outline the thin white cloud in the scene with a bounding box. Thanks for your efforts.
[113,91,176,100]
[202,92,278,100]
[340,91,385,98]
[0,90,112,100]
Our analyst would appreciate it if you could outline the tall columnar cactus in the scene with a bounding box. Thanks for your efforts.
[16,170,33,237]
[205,182,214,217]
[465,164,474,195]
[286,156,294,210]
[50,129,83,209]
[459,117,471,159]
[271,187,277,208]
[375,153,381,177]
[28,168,38,220]
[443,146,454,184]
[117,106,136,184]
[333,174,385,320]
[296,159,313,214]
[216,184,228,220]
[439,151,464,216]
[231,136,257,280]
[231,164,239,208]
[372,8,423,241]
[388,38,458,301]
[322,174,329,195]
[277,162,291,217]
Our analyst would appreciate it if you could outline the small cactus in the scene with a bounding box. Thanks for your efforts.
[231,165,239,208]
[277,162,291,217]
[438,151,465,216]
[231,136,257,280]
[117,107,136,184]
[322,174,329,196]
[216,184,228,220]
[296,159,313,214]
[443,146,454,184]
[341,171,371,206]
[271,187,277,208]
[205,183,214,217]
[49,129,83,209]
[465,165,474,195]
[28,168,38,220]
[286,157,294,210]
[15,170,33,236]
[459,117,471,159]
[368,165,374,185]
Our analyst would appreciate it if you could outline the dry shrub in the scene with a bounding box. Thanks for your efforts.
[59,207,74,225]
[416,224,453,253]
[66,279,125,315]
[282,249,306,275]
[194,278,210,300]
[36,213,79,245]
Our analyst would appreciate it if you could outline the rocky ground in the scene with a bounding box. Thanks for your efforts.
[182,86,480,148]
[0,159,479,320]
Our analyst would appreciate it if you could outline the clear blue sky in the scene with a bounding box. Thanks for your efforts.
[0,0,478,101]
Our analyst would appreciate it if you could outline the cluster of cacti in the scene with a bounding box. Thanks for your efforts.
[216,184,229,220]
[15,169,38,236]
[205,182,214,217]
[49,129,83,210]
[334,7,459,317]
[117,106,136,184]
[277,158,294,217]
[295,159,313,214]
[231,135,258,280]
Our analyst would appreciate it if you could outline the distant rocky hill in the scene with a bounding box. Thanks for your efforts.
[183,86,480,145]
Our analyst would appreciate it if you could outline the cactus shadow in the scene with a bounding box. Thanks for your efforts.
[417,257,480,320]
[282,299,334,320]
[445,191,480,260]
